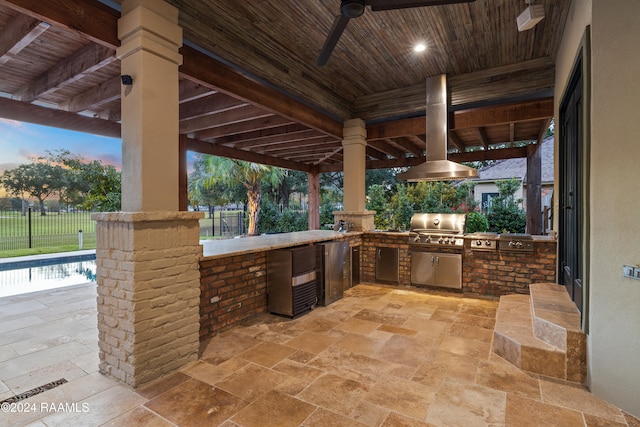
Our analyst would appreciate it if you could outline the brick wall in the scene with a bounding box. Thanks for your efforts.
[361,232,557,297]
[93,212,202,388]
[199,235,362,341]
[463,240,557,296]
[199,252,268,340]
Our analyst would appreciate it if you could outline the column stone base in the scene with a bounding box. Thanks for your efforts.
[333,210,376,231]
[92,211,203,388]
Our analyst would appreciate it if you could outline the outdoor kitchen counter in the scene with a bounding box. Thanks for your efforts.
[200,230,361,259]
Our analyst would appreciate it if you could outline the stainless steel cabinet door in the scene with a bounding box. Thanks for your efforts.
[434,253,462,289]
[375,247,399,283]
[410,252,436,286]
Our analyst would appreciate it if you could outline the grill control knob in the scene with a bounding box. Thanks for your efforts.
[425,237,431,243]
[475,240,482,246]
[485,240,492,246]
[414,235,420,242]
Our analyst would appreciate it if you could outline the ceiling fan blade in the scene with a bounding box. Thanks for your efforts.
[317,14,351,66]
[368,0,475,12]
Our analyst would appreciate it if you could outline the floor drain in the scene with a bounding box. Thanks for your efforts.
[0,378,68,404]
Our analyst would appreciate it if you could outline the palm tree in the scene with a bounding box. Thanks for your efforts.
[203,156,285,235]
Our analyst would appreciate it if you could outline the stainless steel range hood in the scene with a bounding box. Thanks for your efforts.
[398,74,477,182]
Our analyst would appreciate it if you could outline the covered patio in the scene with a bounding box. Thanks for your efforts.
[1,0,639,420]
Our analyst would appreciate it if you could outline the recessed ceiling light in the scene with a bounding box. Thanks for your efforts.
[414,43,426,53]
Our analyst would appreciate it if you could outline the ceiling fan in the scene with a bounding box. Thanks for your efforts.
[317,0,476,66]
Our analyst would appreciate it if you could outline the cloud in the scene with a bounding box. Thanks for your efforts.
[0,118,23,129]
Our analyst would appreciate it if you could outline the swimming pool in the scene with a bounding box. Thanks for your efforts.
[0,254,96,299]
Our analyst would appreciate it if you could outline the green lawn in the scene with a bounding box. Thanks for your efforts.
[0,211,96,256]
[0,210,243,258]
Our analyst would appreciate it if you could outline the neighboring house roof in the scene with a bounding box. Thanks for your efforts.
[474,136,554,184]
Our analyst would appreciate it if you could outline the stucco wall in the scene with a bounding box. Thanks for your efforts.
[555,0,640,416]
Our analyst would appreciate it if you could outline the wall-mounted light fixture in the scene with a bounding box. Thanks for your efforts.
[517,0,544,32]
[121,75,133,85]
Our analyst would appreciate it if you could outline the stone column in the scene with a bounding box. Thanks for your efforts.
[117,0,183,212]
[334,118,375,231]
[92,0,204,388]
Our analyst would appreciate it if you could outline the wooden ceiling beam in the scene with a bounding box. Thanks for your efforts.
[193,115,293,140]
[0,14,50,66]
[186,137,311,172]
[263,138,339,155]
[367,140,404,159]
[215,123,309,146]
[0,96,120,138]
[393,136,423,157]
[313,147,343,165]
[366,146,388,161]
[180,105,272,134]
[475,127,490,150]
[179,80,217,104]
[537,118,553,144]
[448,131,466,152]
[451,98,554,130]
[449,146,528,162]
[0,0,121,49]
[16,42,116,102]
[509,122,515,146]
[180,48,343,139]
[233,129,320,149]
[60,75,120,113]
[367,116,426,140]
[180,93,247,120]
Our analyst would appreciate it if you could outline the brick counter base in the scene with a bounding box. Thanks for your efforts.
[463,241,557,297]
[361,233,557,298]
[199,252,268,341]
[199,235,362,342]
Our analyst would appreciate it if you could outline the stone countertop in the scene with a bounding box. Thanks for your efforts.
[200,230,360,259]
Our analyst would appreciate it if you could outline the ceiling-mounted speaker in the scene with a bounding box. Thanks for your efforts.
[517,4,544,31]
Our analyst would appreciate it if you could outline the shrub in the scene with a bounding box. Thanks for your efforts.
[466,211,489,233]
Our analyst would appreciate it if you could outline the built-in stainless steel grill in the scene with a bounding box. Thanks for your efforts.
[409,213,465,289]
[498,233,534,252]
[408,213,466,248]
[467,231,499,251]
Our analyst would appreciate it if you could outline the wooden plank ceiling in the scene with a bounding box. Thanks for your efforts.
[0,0,564,173]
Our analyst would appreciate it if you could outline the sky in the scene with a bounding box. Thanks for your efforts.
[0,118,122,172]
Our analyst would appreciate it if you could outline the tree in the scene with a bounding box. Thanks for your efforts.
[366,184,390,229]
[0,161,65,215]
[188,154,244,213]
[389,184,413,230]
[486,178,526,233]
[45,150,121,212]
[202,156,285,235]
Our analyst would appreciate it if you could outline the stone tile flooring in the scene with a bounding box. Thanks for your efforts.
[1,282,639,426]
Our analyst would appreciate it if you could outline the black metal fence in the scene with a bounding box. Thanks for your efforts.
[0,207,96,252]
[0,206,249,253]
[199,210,246,238]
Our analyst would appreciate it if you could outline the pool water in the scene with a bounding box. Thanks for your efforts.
[0,260,96,298]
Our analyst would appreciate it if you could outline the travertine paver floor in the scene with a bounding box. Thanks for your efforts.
[1,282,639,426]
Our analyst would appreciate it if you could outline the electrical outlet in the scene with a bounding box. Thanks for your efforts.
[635,267,640,280]
[624,265,635,278]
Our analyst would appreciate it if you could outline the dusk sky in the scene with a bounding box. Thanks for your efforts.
[0,118,199,176]
[0,118,122,172]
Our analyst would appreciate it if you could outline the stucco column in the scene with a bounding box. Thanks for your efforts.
[334,118,375,231]
[92,0,203,389]
[117,0,182,211]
